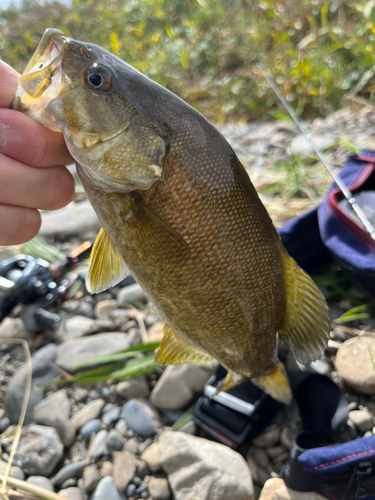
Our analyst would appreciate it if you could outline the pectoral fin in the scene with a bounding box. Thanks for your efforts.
[86,227,128,293]
[155,323,213,365]
[279,252,330,364]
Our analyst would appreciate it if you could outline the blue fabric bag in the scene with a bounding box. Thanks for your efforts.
[279,151,375,297]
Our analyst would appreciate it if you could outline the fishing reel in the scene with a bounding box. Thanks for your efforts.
[0,242,92,331]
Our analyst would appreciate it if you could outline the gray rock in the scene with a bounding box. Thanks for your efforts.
[61,478,77,489]
[33,390,71,425]
[94,300,119,320]
[289,134,336,156]
[75,302,94,318]
[258,478,327,500]
[122,400,155,437]
[93,476,122,500]
[335,337,375,394]
[80,419,102,439]
[107,429,126,453]
[252,425,280,448]
[54,415,76,448]
[136,460,150,479]
[55,315,97,342]
[82,465,100,493]
[0,417,11,433]
[53,461,88,486]
[279,427,294,450]
[9,466,24,480]
[148,477,171,500]
[115,419,128,436]
[58,487,83,500]
[349,409,374,432]
[247,447,270,469]
[72,387,88,403]
[56,333,134,372]
[102,406,121,427]
[13,425,64,476]
[116,377,150,400]
[117,283,148,304]
[141,442,161,473]
[100,461,114,477]
[126,484,137,497]
[123,437,139,454]
[26,476,54,491]
[0,317,29,340]
[159,431,254,500]
[113,450,137,492]
[5,344,59,424]
[150,364,215,410]
[0,409,5,419]
[138,438,152,455]
[71,400,105,430]
[40,200,100,238]
[91,430,109,460]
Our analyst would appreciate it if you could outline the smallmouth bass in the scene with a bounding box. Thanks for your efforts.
[13,29,330,403]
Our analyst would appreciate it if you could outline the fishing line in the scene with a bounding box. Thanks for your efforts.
[257,63,375,242]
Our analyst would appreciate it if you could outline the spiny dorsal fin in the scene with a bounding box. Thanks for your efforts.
[279,252,330,364]
[86,227,128,293]
[155,323,213,365]
[253,361,292,404]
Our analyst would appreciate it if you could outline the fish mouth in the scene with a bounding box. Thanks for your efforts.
[12,29,66,131]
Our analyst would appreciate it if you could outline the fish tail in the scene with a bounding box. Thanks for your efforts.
[253,361,292,404]
[279,252,330,364]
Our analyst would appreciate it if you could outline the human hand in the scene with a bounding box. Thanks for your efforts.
[0,60,75,245]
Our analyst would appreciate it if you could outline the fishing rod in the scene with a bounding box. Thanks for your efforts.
[257,64,375,242]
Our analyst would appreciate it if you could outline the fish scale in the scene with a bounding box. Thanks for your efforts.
[13,29,330,403]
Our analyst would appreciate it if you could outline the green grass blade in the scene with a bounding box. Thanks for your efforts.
[172,404,196,431]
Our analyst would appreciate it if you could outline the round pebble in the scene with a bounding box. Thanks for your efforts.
[80,419,102,440]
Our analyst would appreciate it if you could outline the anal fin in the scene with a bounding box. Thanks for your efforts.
[86,227,128,293]
[279,252,330,364]
[155,323,213,365]
[253,361,292,404]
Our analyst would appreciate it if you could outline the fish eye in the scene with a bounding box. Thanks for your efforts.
[85,67,111,91]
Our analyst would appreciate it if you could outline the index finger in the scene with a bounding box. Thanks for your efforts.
[0,60,20,109]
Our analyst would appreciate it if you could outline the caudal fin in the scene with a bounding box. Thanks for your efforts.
[279,252,330,364]
[253,361,292,404]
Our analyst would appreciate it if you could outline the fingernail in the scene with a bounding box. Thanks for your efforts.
[0,119,8,148]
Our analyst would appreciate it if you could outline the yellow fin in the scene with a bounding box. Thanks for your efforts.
[279,252,330,364]
[253,361,292,404]
[216,372,242,393]
[155,323,213,365]
[86,228,128,293]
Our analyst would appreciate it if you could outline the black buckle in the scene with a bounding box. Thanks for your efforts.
[342,460,374,500]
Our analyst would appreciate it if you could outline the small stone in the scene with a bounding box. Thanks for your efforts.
[58,487,83,500]
[116,377,150,399]
[252,425,280,448]
[0,317,29,339]
[159,431,254,500]
[136,460,150,479]
[101,460,114,477]
[72,387,88,403]
[145,322,163,343]
[364,430,373,438]
[279,427,294,450]
[135,482,148,495]
[148,477,171,500]
[115,419,128,436]
[71,400,105,430]
[5,344,59,424]
[82,465,100,494]
[117,283,148,304]
[102,407,121,427]
[132,476,142,487]
[92,477,122,500]
[55,315,97,342]
[94,300,119,320]
[0,417,11,433]
[127,484,137,497]
[76,301,94,318]
[0,409,5,419]
[54,415,76,448]
[122,400,155,437]
[27,476,54,491]
[91,430,109,460]
[138,438,153,455]
[141,442,161,473]
[52,461,88,486]
[113,450,137,492]
[349,409,374,432]
[9,466,24,480]
[80,419,102,439]
[267,446,287,459]
[56,333,134,372]
[123,437,140,454]
[150,364,214,410]
[69,441,87,462]
[335,336,375,394]
[247,447,270,469]
[259,478,326,499]
[13,425,63,476]
[290,134,336,157]
[61,479,78,489]
[107,429,126,453]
